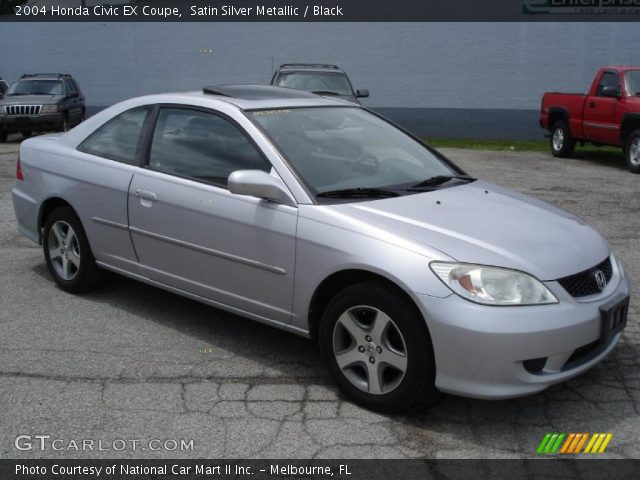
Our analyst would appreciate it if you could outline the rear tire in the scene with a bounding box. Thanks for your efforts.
[550,120,575,158]
[319,282,436,412]
[43,206,102,293]
[625,129,640,174]
[0,131,6,143]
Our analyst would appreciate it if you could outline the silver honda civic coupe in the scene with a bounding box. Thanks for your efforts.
[12,85,630,411]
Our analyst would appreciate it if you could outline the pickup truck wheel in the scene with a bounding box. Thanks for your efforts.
[319,282,436,412]
[550,121,575,158]
[626,130,640,174]
[0,131,6,143]
[43,207,102,293]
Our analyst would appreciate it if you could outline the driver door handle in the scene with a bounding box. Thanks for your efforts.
[135,189,157,201]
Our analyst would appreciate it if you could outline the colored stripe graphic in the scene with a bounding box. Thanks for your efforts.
[537,433,565,454]
[537,433,552,454]
[574,433,589,453]
[538,433,612,455]
[559,433,575,454]
[598,433,613,453]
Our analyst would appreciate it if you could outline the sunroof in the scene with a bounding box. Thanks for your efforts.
[203,85,317,100]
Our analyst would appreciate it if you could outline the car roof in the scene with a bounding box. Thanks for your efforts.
[279,67,346,74]
[19,75,68,81]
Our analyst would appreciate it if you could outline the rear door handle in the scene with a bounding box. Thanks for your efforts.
[135,189,157,201]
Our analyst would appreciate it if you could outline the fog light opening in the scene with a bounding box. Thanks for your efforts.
[523,357,547,374]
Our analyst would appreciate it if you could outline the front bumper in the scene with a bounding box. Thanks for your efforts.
[0,112,63,133]
[413,256,631,399]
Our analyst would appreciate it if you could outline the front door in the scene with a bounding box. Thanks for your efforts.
[583,71,622,145]
[127,106,298,324]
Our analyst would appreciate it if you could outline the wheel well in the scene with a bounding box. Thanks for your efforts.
[621,118,640,146]
[548,110,568,131]
[38,197,74,243]
[307,269,422,343]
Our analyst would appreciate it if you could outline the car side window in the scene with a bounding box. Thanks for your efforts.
[65,79,78,95]
[78,107,148,165]
[148,108,270,186]
[596,72,619,96]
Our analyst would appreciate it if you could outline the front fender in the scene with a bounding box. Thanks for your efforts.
[290,206,454,331]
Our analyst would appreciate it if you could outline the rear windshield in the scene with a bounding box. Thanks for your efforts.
[7,80,64,96]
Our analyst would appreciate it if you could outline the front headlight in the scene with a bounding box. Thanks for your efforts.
[40,104,59,113]
[430,262,558,306]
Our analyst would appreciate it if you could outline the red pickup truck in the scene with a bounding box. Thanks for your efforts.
[540,66,640,173]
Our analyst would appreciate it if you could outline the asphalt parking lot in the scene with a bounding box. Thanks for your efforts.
[0,135,638,459]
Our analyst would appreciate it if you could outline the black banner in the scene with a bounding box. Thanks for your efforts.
[1,460,640,480]
[1,0,640,22]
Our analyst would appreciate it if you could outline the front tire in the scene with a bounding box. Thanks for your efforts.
[550,120,575,158]
[625,129,640,174]
[58,113,69,133]
[319,282,436,412]
[0,131,7,143]
[43,207,102,293]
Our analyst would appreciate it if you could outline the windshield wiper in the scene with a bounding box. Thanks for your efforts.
[317,187,400,199]
[311,90,342,96]
[408,175,476,190]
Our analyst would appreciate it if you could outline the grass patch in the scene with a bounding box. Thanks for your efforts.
[424,138,547,152]
[424,137,622,155]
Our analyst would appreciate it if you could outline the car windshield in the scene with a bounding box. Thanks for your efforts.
[625,70,640,96]
[7,80,64,96]
[250,107,458,196]
[275,72,354,96]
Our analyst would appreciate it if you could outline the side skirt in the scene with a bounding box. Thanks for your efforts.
[95,260,311,339]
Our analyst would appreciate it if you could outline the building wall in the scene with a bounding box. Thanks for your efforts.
[1,22,637,137]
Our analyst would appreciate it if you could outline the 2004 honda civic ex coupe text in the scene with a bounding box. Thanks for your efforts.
[12,85,631,411]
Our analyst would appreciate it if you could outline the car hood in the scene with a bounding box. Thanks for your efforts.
[333,180,610,281]
[1,94,63,105]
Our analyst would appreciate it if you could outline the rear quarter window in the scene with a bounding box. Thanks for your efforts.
[78,107,149,165]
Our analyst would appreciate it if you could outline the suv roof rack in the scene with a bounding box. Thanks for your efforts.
[279,63,340,70]
[20,73,71,79]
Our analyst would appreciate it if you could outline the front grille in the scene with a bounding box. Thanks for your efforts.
[557,257,613,298]
[4,105,42,116]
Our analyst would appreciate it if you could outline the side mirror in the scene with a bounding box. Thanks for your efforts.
[228,170,296,207]
[356,89,369,98]
[600,85,621,98]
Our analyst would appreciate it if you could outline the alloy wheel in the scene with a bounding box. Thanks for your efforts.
[552,128,564,152]
[48,220,81,281]
[332,306,408,395]
[629,137,640,167]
